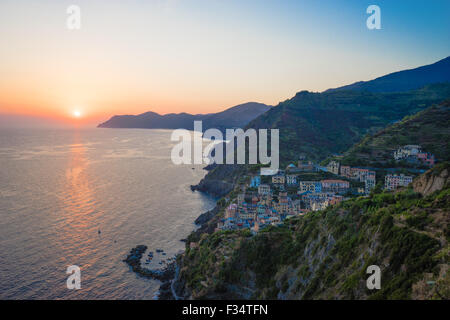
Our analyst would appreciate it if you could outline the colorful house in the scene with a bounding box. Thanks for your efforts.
[250,176,261,188]
[321,179,350,194]
[385,174,413,190]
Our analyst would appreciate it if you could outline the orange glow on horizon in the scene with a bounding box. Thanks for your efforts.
[0,93,270,127]
[1,0,449,129]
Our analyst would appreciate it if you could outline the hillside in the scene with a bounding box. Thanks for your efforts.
[327,56,450,93]
[174,164,450,300]
[338,100,450,167]
[193,84,450,197]
[245,84,450,163]
[97,102,270,131]
[201,102,272,132]
[177,59,450,301]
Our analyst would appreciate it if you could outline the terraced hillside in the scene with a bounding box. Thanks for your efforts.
[338,100,450,168]
[246,84,450,162]
[175,164,450,300]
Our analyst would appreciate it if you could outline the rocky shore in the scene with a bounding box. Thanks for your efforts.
[190,164,245,198]
[123,198,222,300]
[190,179,232,198]
[194,205,219,226]
[123,245,177,299]
[157,204,220,300]
[126,164,238,299]
[156,199,224,300]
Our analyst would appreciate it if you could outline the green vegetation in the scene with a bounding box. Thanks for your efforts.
[338,100,450,167]
[182,85,450,300]
[246,84,450,162]
[179,165,449,300]
[199,85,450,197]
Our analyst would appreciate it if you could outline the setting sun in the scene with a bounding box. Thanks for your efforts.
[73,110,82,118]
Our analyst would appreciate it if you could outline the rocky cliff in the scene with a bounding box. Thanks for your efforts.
[190,164,247,198]
[413,162,450,196]
[175,164,450,300]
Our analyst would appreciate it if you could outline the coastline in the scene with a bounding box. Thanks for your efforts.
[157,165,231,299]
[157,204,220,300]
[123,165,223,300]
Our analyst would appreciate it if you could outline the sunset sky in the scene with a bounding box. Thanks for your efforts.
[0,0,449,126]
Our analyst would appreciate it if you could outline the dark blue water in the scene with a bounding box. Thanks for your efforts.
[0,128,215,299]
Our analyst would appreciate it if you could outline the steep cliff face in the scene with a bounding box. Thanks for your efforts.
[190,179,234,198]
[176,165,450,300]
[413,162,450,196]
[191,164,247,198]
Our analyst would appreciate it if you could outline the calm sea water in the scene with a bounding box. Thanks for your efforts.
[0,128,215,299]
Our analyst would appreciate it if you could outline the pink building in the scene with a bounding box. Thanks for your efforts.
[225,204,237,219]
[417,152,435,166]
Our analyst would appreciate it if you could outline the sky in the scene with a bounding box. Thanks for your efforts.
[0,0,449,126]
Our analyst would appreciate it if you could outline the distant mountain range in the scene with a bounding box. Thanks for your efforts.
[97,102,271,131]
[327,56,450,93]
[98,57,449,135]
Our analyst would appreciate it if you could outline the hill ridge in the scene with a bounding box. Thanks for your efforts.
[98,102,271,130]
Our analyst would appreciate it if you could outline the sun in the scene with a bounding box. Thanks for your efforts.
[73,110,82,118]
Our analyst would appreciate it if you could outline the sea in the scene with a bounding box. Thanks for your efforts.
[0,127,216,299]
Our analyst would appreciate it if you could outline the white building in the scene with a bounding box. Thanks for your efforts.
[272,174,285,184]
[394,145,421,161]
[327,161,340,175]
[364,171,376,194]
[385,174,413,191]
[286,175,297,185]
[258,184,271,196]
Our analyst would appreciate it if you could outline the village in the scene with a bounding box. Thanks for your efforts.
[215,144,436,234]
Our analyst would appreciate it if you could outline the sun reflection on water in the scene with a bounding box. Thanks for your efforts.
[56,132,102,277]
